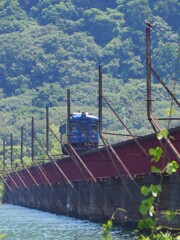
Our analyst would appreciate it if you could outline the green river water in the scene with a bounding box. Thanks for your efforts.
[0,204,134,240]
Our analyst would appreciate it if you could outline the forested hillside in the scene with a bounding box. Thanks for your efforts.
[0,0,179,163]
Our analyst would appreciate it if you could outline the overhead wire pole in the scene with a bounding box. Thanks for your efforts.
[6,126,46,208]
[45,102,91,208]
[30,116,65,209]
[47,91,113,211]
[46,106,49,155]
[10,134,13,170]
[34,136,88,209]
[14,126,52,209]
[26,144,66,208]
[32,117,35,162]
[0,147,31,205]
[49,125,114,214]
[146,27,152,122]
[67,89,71,146]
[98,64,103,135]
[145,27,180,161]
[97,65,143,218]
[21,126,24,167]
[0,138,15,203]
[3,139,5,172]
[12,146,47,209]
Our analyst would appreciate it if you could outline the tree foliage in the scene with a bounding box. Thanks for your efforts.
[0,0,179,159]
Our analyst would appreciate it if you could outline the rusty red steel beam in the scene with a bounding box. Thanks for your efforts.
[0,175,15,203]
[102,95,150,159]
[102,131,142,137]
[156,118,180,120]
[99,134,141,216]
[49,126,97,182]
[31,118,53,187]
[0,175,13,192]
[69,145,97,182]
[13,146,57,209]
[13,147,39,187]
[12,146,51,209]
[35,137,74,188]
[49,126,94,184]
[49,127,114,208]
[150,114,180,161]
[6,165,26,189]
[68,141,114,211]
[150,66,180,108]
[145,26,180,161]
[24,143,66,206]
[3,163,32,206]
[35,136,88,206]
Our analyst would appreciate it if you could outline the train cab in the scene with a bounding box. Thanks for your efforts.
[60,112,99,154]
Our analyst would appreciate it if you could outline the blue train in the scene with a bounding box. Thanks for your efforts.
[60,112,99,154]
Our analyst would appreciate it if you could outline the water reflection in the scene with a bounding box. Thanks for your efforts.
[0,204,133,240]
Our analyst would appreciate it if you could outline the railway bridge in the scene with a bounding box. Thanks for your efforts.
[3,126,180,228]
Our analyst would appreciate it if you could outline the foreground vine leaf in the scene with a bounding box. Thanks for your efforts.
[166,161,179,175]
[165,210,176,221]
[149,147,163,162]
[102,220,112,240]
[151,166,161,173]
[157,130,169,140]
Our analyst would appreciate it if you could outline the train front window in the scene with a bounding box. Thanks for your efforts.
[81,121,87,136]
[90,122,98,132]
[60,124,66,134]
[71,122,78,132]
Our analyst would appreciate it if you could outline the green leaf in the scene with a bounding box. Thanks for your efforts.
[157,129,169,140]
[166,161,179,175]
[150,184,162,197]
[145,218,154,228]
[151,166,161,174]
[137,218,154,230]
[139,197,155,215]
[139,203,149,215]
[102,220,113,240]
[141,186,150,196]
[165,210,175,221]
[138,220,145,230]
[149,147,163,162]
[106,220,112,229]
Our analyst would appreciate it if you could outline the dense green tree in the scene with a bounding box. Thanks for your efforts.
[0,0,179,159]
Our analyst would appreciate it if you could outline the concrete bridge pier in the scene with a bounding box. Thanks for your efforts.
[77,180,90,219]
[169,174,180,228]
[102,178,121,221]
[89,180,104,222]
[55,182,67,215]
[118,177,143,228]
[66,182,78,217]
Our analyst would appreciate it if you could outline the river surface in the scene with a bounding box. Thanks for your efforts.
[0,204,134,240]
